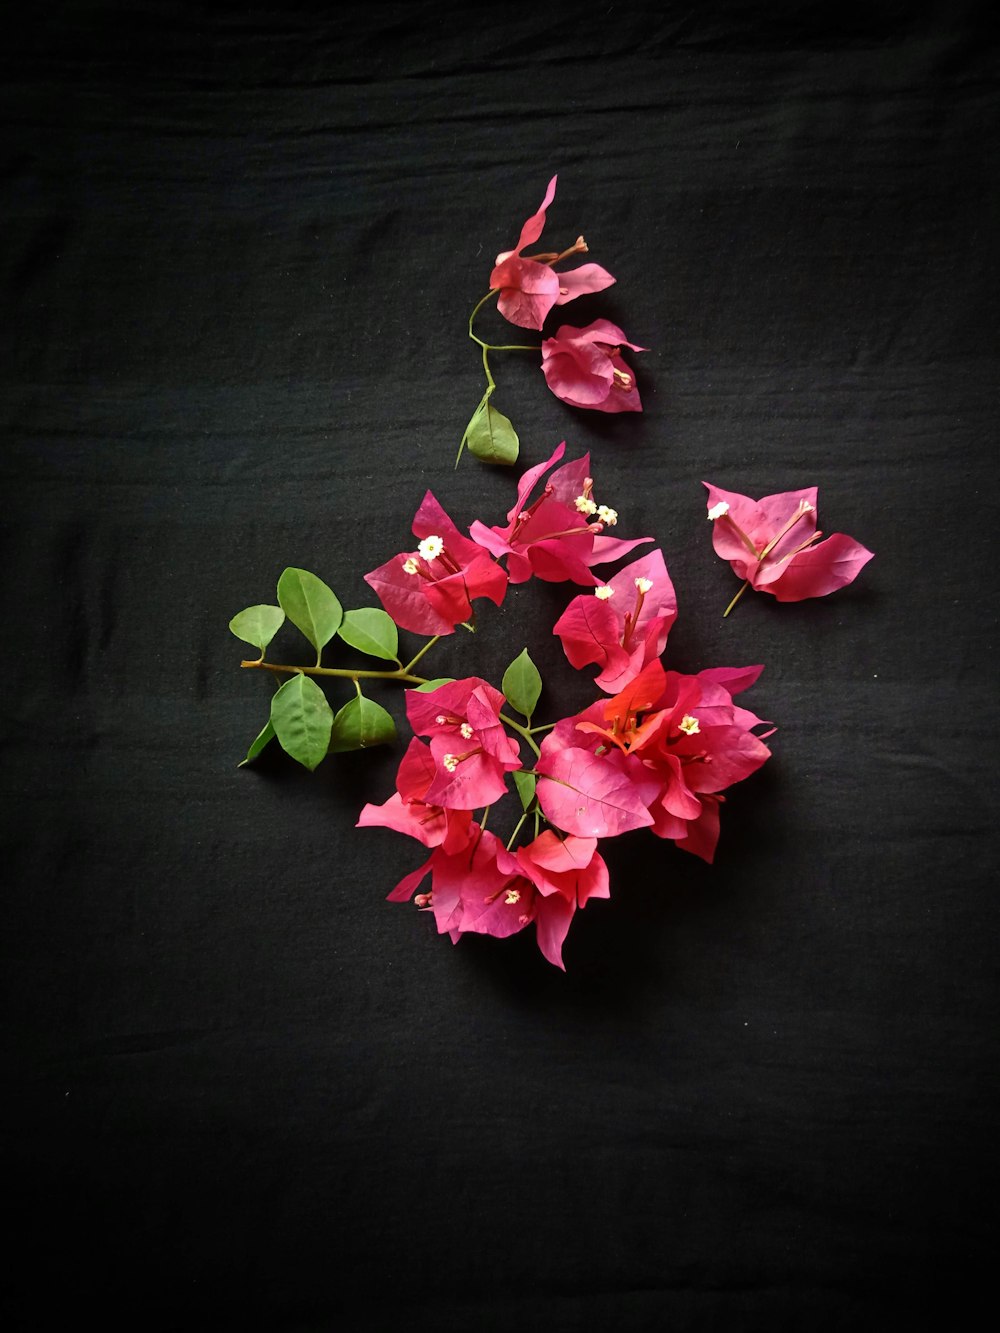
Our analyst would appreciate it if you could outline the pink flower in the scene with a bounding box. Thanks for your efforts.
[469,441,651,585]
[541,319,645,413]
[535,662,773,862]
[704,482,874,606]
[489,175,616,330]
[364,491,508,635]
[553,549,678,692]
[385,826,603,970]
[356,738,474,854]
[405,677,521,809]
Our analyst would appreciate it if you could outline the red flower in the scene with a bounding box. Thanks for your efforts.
[405,678,522,810]
[489,175,616,330]
[356,738,473,854]
[540,319,645,413]
[536,662,773,862]
[364,491,507,635]
[384,825,606,970]
[469,441,651,585]
[704,482,874,607]
[553,549,678,692]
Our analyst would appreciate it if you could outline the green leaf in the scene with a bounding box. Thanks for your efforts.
[228,604,285,656]
[237,719,276,767]
[337,608,399,662]
[513,770,537,811]
[269,674,333,771]
[329,694,397,753]
[413,677,456,692]
[465,399,519,466]
[502,649,542,719]
[277,568,343,662]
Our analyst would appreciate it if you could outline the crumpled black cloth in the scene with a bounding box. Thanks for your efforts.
[2,5,998,1329]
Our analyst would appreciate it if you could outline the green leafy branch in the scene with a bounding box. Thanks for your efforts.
[229,565,446,771]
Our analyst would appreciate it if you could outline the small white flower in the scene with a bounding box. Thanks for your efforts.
[679,714,700,736]
[575,495,597,515]
[707,501,730,521]
[634,577,653,594]
[504,888,521,905]
[435,714,447,725]
[460,722,474,740]
[597,505,618,526]
[402,557,419,575]
[442,754,459,773]
[594,585,615,600]
[801,501,815,513]
[417,535,444,561]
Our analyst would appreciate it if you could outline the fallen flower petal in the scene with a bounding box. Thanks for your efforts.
[541,320,645,413]
[704,481,873,609]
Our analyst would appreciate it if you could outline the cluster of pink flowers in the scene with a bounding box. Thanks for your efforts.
[232,174,876,974]
[491,175,646,415]
[358,445,781,969]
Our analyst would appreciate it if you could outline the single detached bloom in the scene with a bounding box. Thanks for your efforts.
[489,175,616,330]
[541,319,645,413]
[365,491,508,635]
[469,441,651,585]
[553,549,678,692]
[704,482,874,603]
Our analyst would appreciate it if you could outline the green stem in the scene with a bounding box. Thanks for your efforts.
[722,580,751,618]
[403,636,440,674]
[242,659,430,685]
[506,812,529,851]
[474,341,539,352]
[499,712,541,758]
[528,722,556,735]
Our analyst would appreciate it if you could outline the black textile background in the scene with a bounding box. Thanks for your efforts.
[3,5,998,1329]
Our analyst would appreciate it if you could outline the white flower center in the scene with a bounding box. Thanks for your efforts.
[597,505,618,526]
[442,754,459,773]
[594,585,615,600]
[460,722,474,740]
[417,535,444,561]
[679,714,700,735]
[402,557,419,575]
[634,577,653,594]
[707,501,730,521]
[575,495,597,515]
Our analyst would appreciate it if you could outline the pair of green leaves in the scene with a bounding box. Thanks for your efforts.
[229,568,399,667]
[240,676,398,772]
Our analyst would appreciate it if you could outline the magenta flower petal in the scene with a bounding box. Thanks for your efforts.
[553,263,616,304]
[759,533,875,601]
[535,745,656,838]
[533,894,576,971]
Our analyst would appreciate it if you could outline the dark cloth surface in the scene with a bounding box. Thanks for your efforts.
[3,5,998,1329]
